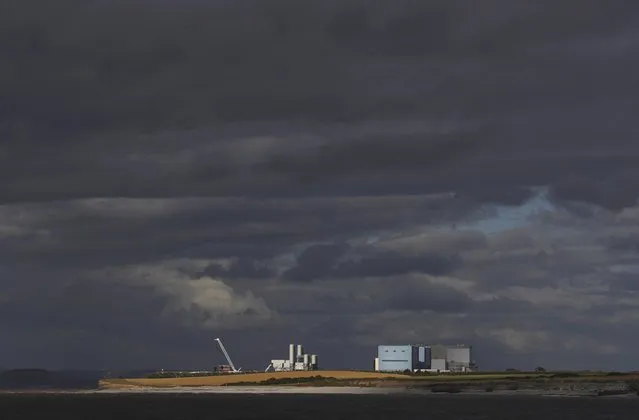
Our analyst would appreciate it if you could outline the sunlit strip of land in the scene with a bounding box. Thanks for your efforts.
[99,370,407,388]
[98,370,639,389]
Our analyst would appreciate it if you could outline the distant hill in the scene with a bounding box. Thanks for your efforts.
[0,369,106,390]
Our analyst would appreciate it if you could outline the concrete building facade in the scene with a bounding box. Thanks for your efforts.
[431,358,447,372]
[377,345,419,372]
[446,345,472,372]
[430,344,447,360]
[417,345,431,369]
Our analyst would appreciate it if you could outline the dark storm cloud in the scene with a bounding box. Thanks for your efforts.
[200,259,274,280]
[462,250,561,291]
[282,243,349,282]
[551,169,639,211]
[0,278,170,337]
[384,278,472,313]
[3,0,639,371]
[333,252,459,278]
[1,0,638,207]
[0,266,189,368]
[472,297,536,316]
[255,127,494,183]
[0,194,463,269]
[281,242,459,282]
[602,233,639,252]
[460,187,534,207]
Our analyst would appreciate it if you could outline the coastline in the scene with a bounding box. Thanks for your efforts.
[2,387,635,398]
[2,385,638,398]
[92,385,637,397]
[95,386,405,394]
[94,370,639,398]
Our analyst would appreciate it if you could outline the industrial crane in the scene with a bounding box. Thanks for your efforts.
[214,337,242,373]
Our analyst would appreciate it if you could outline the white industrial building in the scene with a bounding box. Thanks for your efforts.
[446,344,472,372]
[375,345,421,372]
[430,358,447,372]
[266,344,318,372]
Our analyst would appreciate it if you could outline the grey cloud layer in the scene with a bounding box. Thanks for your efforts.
[5,192,639,369]
[2,0,639,205]
[1,0,639,370]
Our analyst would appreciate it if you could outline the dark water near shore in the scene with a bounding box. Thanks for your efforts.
[1,393,639,419]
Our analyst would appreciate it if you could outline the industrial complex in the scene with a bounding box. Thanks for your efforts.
[374,344,474,373]
[213,337,473,374]
[265,344,319,372]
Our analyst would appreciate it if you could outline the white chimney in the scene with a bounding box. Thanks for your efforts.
[289,344,295,365]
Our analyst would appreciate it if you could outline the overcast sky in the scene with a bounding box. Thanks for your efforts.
[2,0,639,372]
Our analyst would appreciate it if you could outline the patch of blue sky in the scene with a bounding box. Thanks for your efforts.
[458,188,556,235]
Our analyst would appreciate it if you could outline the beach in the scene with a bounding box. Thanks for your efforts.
[94,386,404,394]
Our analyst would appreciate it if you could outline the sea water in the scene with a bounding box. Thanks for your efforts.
[1,393,639,419]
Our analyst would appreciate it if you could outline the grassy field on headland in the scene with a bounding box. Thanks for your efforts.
[98,370,639,391]
[99,370,406,388]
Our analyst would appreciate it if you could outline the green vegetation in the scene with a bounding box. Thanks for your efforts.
[226,376,342,387]
[146,371,217,379]
[395,372,549,381]
[141,370,639,383]
[429,384,463,393]
[380,370,639,383]
[626,381,639,395]
[596,389,628,397]
[550,372,580,378]
[211,371,639,397]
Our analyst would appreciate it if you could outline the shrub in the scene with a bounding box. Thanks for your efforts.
[430,384,463,393]
[551,372,579,378]
[597,389,629,397]
[626,381,639,394]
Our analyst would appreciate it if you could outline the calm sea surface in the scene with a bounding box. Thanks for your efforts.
[1,393,639,419]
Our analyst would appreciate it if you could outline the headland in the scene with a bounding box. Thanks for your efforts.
[98,370,639,397]
[99,370,405,389]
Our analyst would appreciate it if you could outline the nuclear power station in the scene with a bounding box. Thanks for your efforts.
[212,336,474,375]
[265,344,319,372]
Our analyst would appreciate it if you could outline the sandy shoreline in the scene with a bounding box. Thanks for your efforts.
[94,386,405,394]
[91,387,639,398]
[1,387,637,398]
